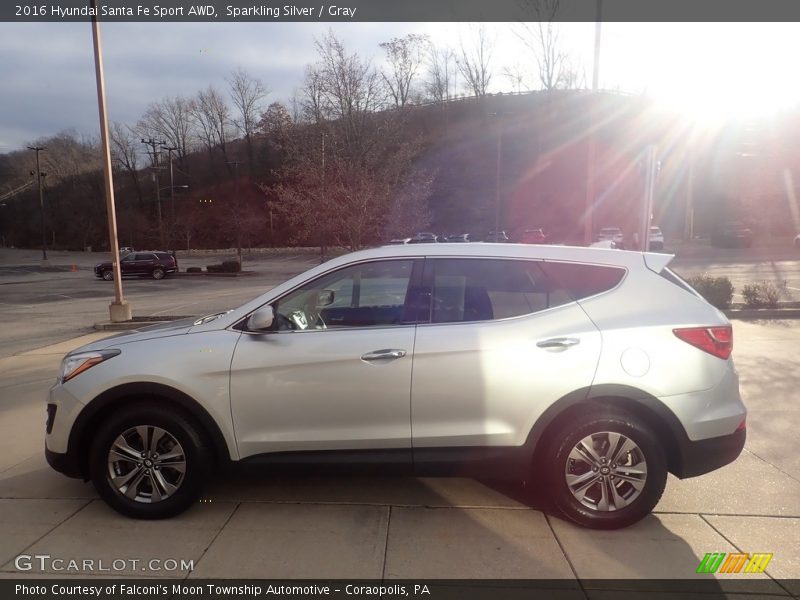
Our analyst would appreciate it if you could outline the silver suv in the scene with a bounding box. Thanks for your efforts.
[45,244,746,528]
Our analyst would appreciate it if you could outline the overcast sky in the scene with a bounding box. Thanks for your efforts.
[2,21,799,153]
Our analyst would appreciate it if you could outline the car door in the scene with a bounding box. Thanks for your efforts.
[410,257,604,453]
[129,253,154,275]
[230,258,422,459]
[118,253,137,275]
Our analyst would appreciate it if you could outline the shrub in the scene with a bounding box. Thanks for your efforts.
[685,274,734,309]
[186,267,201,273]
[221,260,242,273]
[206,261,241,273]
[741,280,786,308]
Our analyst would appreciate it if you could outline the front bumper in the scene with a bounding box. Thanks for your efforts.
[672,426,746,479]
[45,446,84,479]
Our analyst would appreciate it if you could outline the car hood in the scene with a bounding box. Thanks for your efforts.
[70,317,200,353]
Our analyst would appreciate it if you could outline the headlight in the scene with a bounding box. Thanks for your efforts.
[59,350,120,383]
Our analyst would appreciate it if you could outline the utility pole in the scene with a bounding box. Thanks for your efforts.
[92,0,131,322]
[496,120,502,237]
[161,145,178,223]
[320,132,326,263]
[27,145,48,263]
[141,137,165,247]
[584,0,603,245]
[226,160,243,266]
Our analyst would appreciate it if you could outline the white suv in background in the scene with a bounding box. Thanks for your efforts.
[45,244,746,529]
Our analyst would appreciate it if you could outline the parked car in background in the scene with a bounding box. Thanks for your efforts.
[407,232,438,244]
[94,251,177,280]
[388,238,411,245]
[49,243,745,529]
[649,226,665,250]
[519,229,548,244]
[711,223,753,248]
[119,247,134,255]
[444,233,472,243]
[485,230,511,243]
[596,227,625,248]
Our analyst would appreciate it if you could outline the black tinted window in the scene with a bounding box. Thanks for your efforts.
[426,259,574,323]
[134,253,154,261]
[541,262,625,300]
[155,253,173,261]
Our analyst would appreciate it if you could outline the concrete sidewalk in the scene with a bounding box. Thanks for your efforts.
[0,327,798,593]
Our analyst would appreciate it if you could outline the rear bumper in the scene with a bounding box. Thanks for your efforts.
[672,426,746,479]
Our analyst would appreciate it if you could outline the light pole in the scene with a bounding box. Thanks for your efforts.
[91,0,131,322]
[27,146,48,263]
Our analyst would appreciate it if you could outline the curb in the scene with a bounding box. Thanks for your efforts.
[725,309,800,320]
[94,315,192,331]
[174,271,257,277]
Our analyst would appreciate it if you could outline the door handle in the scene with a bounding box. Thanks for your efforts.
[361,349,407,361]
[536,337,581,350]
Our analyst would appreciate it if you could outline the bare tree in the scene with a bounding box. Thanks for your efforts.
[457,25,494,98]
[190,86,233,172]
[109,122,143,207]
[227,67,268,170]
[516,0,581,91]
[299,64,325,124]
[425,43,457,103]
[138,96,193,164]
[302,30,385,153]
[502,64,532,94]
[379,33,429,108]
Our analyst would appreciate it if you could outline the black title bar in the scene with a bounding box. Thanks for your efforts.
[5,0,800,22]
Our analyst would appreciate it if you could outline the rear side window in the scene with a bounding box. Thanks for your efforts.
[424,259,575,324]
[134,253,154,261]
[155,252,173,262]
[541,262,626,301]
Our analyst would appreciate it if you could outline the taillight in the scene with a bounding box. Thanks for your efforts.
[673,326,733,359]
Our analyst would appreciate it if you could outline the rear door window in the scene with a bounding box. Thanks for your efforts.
[423,258,575,324]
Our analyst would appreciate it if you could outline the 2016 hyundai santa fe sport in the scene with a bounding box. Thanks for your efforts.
[45,244,746,528]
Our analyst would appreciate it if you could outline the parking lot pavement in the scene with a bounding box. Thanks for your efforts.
[0,322,798,588]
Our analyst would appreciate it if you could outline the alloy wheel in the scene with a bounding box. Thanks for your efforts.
[564,431,648,512]
[106,425,186,503]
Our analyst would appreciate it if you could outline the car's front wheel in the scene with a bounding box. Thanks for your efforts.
[102,270,113,281]
[544,409,667,529]
[89,403,212,519]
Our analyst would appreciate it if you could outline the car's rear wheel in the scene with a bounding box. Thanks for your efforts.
[543,409,667,529]
[89,403,212,519]
[152,267,165,280]
[102,270,113,281]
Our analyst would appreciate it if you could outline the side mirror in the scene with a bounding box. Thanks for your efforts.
[317,290,335,307]
[247,305,274,331]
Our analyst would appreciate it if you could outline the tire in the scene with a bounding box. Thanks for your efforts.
[102,270,113,281]
[152,267,165,280]
[89,403,212,519]
[543,408,667,529]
